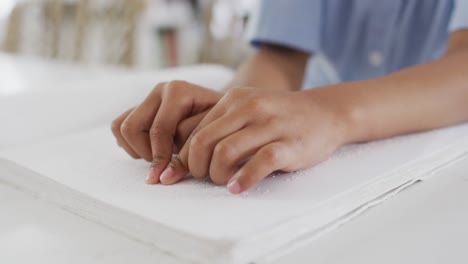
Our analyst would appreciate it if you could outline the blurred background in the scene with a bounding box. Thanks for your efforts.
[0,0,257,70]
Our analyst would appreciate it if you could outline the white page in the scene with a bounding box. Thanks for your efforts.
[1,122,468,263]
[0,64,233,149]
[2,60,468,263]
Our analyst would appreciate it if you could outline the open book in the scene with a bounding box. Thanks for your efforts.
[1,64,468,264]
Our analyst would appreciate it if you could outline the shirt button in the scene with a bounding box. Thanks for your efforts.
[368,51,384,67]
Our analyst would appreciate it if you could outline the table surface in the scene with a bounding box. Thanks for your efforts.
[1,54,467,264]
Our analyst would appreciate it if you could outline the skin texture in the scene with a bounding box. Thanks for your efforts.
[112,30,468,194]
[111,82,222,183]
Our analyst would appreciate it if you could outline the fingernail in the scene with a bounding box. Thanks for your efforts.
[160,167,176,184]
[227,180,242,194]
[146,167,160,184]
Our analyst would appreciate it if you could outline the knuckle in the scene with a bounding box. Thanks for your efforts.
[149,126,166,140]
[111,120,121,134]
[164,80,192,104]
[152,82,167,93]
[148,127,159,138]
[165,80,187,93]
[214,143,236,164]
[120,120,137,137]
[168,80,187,87]
[265,117,282,129]
[190,133,209,149]
[151,155,167,164]
[248,97,270,114]
[262,146,282,163]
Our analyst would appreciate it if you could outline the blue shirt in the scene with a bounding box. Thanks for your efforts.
[248,0,468,88]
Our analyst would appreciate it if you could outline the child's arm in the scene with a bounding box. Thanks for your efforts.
[326,30,468,143]
[223,44,310,92]
[159,30,468,193]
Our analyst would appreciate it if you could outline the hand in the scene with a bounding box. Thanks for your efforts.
[159,87,348,193]
[111,81,222,184]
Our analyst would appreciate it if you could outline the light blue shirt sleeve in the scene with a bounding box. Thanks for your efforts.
[449,0,468,32]
[247,0,323,54]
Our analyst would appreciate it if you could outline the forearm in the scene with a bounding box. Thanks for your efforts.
[224,45,310,91]
[310,49,468,144]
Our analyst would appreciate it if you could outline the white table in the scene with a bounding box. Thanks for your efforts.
[1,54,467,264]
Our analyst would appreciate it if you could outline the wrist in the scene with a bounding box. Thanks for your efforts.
[303,82,369,146]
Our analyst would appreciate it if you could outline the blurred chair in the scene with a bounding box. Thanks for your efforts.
[90,0,145,66]
[198,0,252,68]
[1,0,144,66]
[1,2,24,54]
[1,0,251,68]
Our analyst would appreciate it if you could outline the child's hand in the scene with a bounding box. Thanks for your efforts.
[111,81,222,184]
[160,87,349,194]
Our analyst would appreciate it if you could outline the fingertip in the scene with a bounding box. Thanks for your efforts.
[146,166,162,185]
[159,166,175,184]
[227,172,244,194]
[227,179,242,194]
[146,159,169,184]
[160,166,186,185]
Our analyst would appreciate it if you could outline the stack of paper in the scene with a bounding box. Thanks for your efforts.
[1,65,467,264]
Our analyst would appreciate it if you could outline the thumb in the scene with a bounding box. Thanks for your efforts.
[174,110,208,151]
[159,154,189,185]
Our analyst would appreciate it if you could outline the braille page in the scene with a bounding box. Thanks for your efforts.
[1,123,468,263]
[0,64,233,149]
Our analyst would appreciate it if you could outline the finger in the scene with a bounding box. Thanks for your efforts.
[174,110,208,152]
[111,108,139,159]
[227,142,290,194]
[154,83,223,185]
[158,155,189,185]
[121,87,163,163]
[187,114,247,180]
[163,102,226,185]
[209,125,279,185]
[149,85,195,184]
